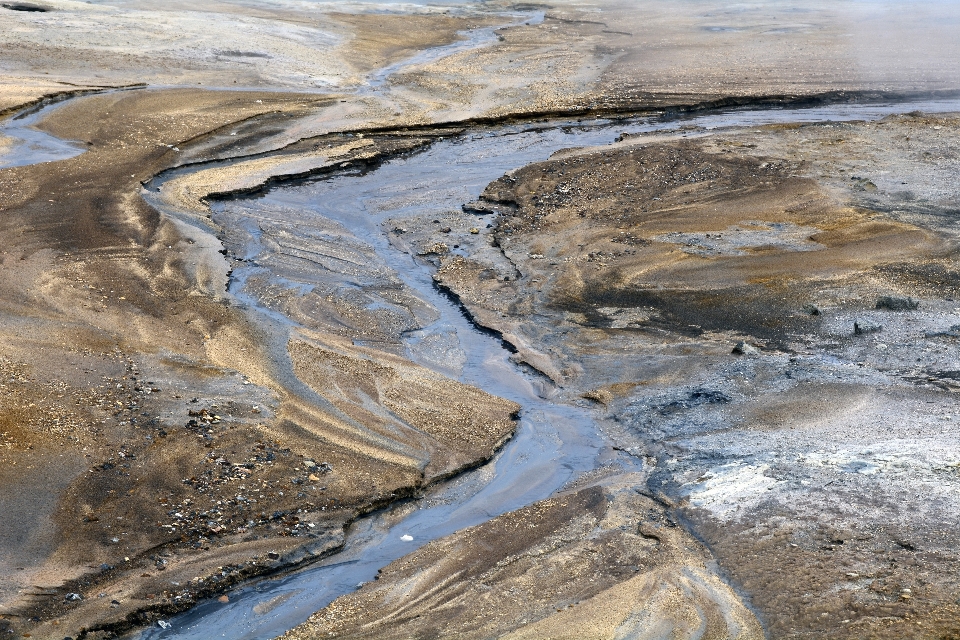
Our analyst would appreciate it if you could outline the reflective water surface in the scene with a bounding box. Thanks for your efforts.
[138,95,960,639]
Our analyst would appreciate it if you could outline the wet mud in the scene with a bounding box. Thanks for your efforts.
[3,2,960,639]
[365,114,960,639]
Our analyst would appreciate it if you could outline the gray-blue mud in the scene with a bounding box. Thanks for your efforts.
[137,96,960,640]
[0,96,89,168]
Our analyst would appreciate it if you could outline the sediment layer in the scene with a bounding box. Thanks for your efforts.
[3,1,960,637]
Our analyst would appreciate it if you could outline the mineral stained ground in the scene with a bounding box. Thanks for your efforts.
[2,1,960,639]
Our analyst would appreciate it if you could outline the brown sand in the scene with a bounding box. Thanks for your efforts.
[2,1,960,637]
[283,474,762,640]
[0,87,516,638]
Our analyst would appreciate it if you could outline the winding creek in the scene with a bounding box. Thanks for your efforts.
[127,96,960,639]
[3,56,960,640]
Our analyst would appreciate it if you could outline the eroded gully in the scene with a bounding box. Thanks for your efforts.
[130,94,960,640]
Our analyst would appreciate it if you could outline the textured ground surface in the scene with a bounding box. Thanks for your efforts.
[283,474,763,640]
[1,0,960,639]
[359,113,960,639]
[0,88,517,638]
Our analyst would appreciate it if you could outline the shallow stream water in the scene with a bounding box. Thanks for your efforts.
[134,95,960,639]
[0,95,89,168]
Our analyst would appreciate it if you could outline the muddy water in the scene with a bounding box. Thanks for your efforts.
[0,95,90,168]
[136,97,960,640]
[365,10,544,91]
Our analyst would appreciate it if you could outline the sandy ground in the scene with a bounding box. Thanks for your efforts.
[322,112,960,639]
[0,88,515,638]
[4,0,960,126]
[0,77,101,115]
[1,0,960,638]
[283,474,763,640]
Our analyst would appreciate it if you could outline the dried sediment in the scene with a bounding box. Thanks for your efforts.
[435,138,945,379]
[283,474,763,640]
[0,87,517,639]
[406,114,960,638]
[3,0,960,636]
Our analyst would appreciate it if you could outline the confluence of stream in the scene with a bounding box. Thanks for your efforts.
[135,95,960,640]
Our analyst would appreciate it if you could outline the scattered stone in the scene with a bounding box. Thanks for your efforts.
[582,389,613,405]
[218,595,230,603]
[875,296,919,311]
[157,620,172,629]
[469,227,480,234]
[802,304,821,316]
[925,325,960,338]
[462,201,499,215]
[65,593,83,601]
[854,321,882,335]
[418,242,449,256]
[731,341,758,355]
[267,552,280,560]
[660,389,731,414]
[400,534,414,542]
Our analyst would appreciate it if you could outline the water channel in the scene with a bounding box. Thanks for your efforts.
[133,95,960,639]
[0,94,90,169]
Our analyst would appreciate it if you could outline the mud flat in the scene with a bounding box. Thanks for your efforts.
[136,102,960,640]
[0,92,524,640]
[2,0,960,639]
[299,111,960,639]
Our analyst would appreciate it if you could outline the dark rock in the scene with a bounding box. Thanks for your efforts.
[802,304,821,316]
[659,389,730,415]
[875,296,919,311]
[1,3,50,12]
[854,321,882,335]
[462,201,500,215]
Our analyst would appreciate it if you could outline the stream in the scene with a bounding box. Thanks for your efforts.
[0,94,89,168]
[134,95,960,640]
